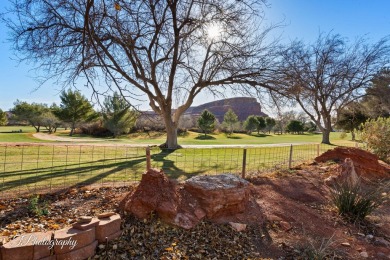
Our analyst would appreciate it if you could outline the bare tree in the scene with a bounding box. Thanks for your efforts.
[6,0,276,148]
[273,33,389,144]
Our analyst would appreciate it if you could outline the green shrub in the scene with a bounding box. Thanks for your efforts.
[360,117,390,162]
[28,195,49,216]
[330,181,384,221]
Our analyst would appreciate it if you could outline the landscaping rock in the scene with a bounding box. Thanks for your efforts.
[95,214,122,243]
[374,237,390,248]
[1,231,52,260]
[184,174,251,219]
[56,240,97,260]
[120,169,264,229]
[72,218,99,231]
[97,212,116,219]
[54,227,95,254]
[315,147,390,180]
[325,158,360,186]
[121,169,179,220]
[229,222,247,232]
[279,221,292,232]
[77,216,93,224]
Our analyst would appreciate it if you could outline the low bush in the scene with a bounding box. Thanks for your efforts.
[360,117,390,162]
[330,181,386,221]
[28,194,49,216]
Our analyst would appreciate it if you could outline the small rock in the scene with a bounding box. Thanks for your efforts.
[360,251,368,258]
[374,237,390,247]
[112,244,118,250]
[97,212,116,219]
[341,242,351,247]
[279,221,292,232]
[229,222,247,232]
[366,234,374,240]
[77,216,93,224]
[98,244,105,249]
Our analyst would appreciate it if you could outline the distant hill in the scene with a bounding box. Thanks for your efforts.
[185,97,267,122]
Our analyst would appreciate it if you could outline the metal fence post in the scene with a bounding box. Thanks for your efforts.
[146,146,151,171]
[242,148,247,178]
[288,145,293,169]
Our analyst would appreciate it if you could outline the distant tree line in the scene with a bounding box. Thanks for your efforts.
[6,89,138,138]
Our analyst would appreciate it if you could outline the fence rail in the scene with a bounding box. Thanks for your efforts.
[0,142,363,198]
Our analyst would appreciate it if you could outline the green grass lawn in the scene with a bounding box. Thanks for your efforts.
[0,142,344,197]
[57,129,355,146]
[0,126,52,143]
[1,125,355,146]
[0,127,358,197]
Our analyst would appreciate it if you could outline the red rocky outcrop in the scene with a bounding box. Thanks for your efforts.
[315,147,390,180]
[120,169,264,229]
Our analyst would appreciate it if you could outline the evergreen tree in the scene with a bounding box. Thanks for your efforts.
[255,116,266,134]
[286,120,304,134]
[243,115,258,134]
[54,89,97,136]
[265,117,276,134]
[197,110,216,136]
[222,109,239,135]
[102,92,138,137]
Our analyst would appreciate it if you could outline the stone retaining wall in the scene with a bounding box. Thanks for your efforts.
[0,214,122,260]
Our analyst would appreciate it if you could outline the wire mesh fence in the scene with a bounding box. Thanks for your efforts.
[0,142,363,198]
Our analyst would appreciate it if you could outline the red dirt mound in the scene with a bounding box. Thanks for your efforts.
[315,147,390,180]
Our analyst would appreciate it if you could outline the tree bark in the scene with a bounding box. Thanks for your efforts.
[164,121,178,149]
[321,129,331,144]
[351,130,356,141]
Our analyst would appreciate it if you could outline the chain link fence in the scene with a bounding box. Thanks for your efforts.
[0,142,363,198]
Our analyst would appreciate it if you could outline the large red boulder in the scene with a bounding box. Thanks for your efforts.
[120,169,179,221]
[315,147,390,180]
[120,169,263,229]
[183,174,251,219]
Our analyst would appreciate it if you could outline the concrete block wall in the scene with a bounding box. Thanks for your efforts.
[0,214,121,260]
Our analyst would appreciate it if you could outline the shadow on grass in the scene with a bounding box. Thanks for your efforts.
[195,134,216,140]
[250,133,271,138]
[0,149,206,194]
[226,135,242,139]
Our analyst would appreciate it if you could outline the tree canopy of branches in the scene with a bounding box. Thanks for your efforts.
[274,33,389,144]
[362,68,390,118]
[264,117,276,133]
[285,120,304,134]
[243,115,258,134]
[0,109,8,126]
[335,102,368,140]
[54,89,97,136]
[222,109,239,135]
[11,101,49,132]
[197,110,216,136]
[254,116,266,134]
[102,92,138,137]
[7,0,275,148]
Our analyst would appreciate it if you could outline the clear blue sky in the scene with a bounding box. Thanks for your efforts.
[0,0,389,111]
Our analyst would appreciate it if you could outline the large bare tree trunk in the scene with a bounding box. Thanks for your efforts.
[162,112,179,149]
[321,117,332,144]
[165,123,178,149]
[321,129,331,144]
